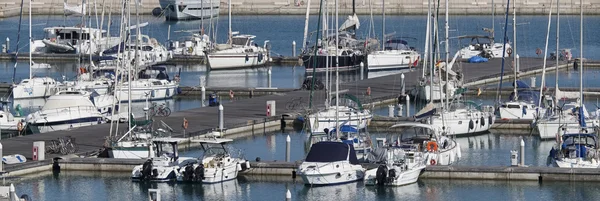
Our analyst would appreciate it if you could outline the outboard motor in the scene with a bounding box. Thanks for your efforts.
[141,159,153,180]
[375,165,388,186]
[183,164,195,181]
[194,164,205,181]
[388,169,397,181]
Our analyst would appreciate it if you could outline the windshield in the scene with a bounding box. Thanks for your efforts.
[202,143,228,156]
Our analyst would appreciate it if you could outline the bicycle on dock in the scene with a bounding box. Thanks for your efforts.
[150,103,171,117]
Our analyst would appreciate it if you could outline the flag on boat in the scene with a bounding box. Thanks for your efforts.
[477,88,482,96]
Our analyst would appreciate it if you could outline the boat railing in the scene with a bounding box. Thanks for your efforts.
[40,106,100,117]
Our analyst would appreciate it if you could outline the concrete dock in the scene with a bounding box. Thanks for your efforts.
[1,0,599,18]
[6,158,600,183]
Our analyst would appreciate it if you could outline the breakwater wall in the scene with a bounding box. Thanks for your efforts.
[1,0,599,18]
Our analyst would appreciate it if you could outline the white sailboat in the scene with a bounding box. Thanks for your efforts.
[366,0,420,71]
[204,0,269,70]
[383,123,461,166]
[12,0,60,99]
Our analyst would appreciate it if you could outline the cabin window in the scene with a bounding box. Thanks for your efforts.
[523,106,528,109]
[458,121,462,124]
[178,5,186,12]
[507,105,520,109]
[232,38,249,46]
[152,81,163,85]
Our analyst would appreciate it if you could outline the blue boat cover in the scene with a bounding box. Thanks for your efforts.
[305,141,359,164]
[330,125,358,134]
[468,55,489,63]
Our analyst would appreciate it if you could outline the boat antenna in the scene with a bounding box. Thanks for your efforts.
[494,0,511,105]
[11,0,25,84]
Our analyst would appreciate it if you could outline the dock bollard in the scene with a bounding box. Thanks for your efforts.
[219,104,224,131]
[148,189,161,201]
[285,189,291,201]
[201,86,206,106]
[292,41,296,57]
[516,54,520,71]
[510,150,518,166]
[268,67,272,88]
[33,141,45,161]
[360,62,364,80]
[9,184,14,201]
[520,138,525,166]
[388,105,394,117]
[0,142,3,172]
[5,37,9,53]
[401,73,405,95]
[406,95,411,117]
[286,135,291,162]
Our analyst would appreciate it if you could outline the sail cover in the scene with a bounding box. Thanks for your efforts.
[339,14,360,32]
[305,141,359,164]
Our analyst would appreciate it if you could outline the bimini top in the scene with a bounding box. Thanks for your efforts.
[305,141,359,164]
[191,138,233,144]
[389,123,438,131]
[329,125,359,134]
[152,137,187,143]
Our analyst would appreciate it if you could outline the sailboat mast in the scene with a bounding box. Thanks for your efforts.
[325,0,329,108]
[28,0,32,79]
[512,0,517,100]
[444,0,449,109]
[423,0,431,78]
[579,0,583,105]
[491,0,494,41]
[335,0,339,138]
[495,0,511,104]
[381,0,385,50]
[554,0,559,107]
[301,0,311,52]
[201,0,204,32]
[228,0,232,45]
[537,1,553,108]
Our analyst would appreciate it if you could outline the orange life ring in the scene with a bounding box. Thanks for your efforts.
[366,87,371,96]
[507,47,513,55]
[183,118,189,129]
[426,141,438,152]
[229,90,234,99]
[430,159,437,165]
[17,122,23,132]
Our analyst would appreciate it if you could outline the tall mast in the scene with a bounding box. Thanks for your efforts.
[201,0,204,32]
[579,0,583,107]
[491,0,494,41]
[537,1,553,108]
[228,0,232,45]
[324,0,329,109]
[512,0,517,100]
[335,0,339,137]
[554,0,560,107]
[444,0,449,109]
[28,0,32,79]
[381,0,385,50]
[301,0,311,52]
[495,0,511,104]
[423,0,431,78]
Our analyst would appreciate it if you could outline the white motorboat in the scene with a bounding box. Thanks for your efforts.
[386,123,461,166]
[205,34,270,70]
[549,128,599,168]
[31,26,120,54]
[298,141,365,185]
[328,125,372,162]
[159,0,220,21]
[367,38,420,71]
[25,90,114,133]
[114,78,178,102]
[177,138,250,184]
[458,35,511,59]
[12,77,60,99]
[131,137,197,182]
[0,101,25,133]
[364,143,426,186]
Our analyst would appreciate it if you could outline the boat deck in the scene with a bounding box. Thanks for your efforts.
[0,57,561,162]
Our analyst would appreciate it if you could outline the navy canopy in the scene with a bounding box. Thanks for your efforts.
[330,125,358,134]
[305,141,359,164]
[509,90,540,105]
[513,80,531,89]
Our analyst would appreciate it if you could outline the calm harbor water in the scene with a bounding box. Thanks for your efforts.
[8,171,600,201]
[2,14,600,200]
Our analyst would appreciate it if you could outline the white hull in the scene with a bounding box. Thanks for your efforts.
[424,138,461,166]
[364,165,424,186]
[498,105,540,120]
[12,77,60,99]
[430,110,495,136]
[114,80,178,102]
[308,106,372,134]
[206,52,269,70]
[298,161,364,185]
[367,50,419,71]
[417,83,459,102]
[159,0,220,20]
[554,158,599,168]
[459,43,511,58]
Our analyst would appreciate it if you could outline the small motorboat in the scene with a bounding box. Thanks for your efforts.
[177,137,250,184]
[131,138,197,182]
[298,141,365,185]
[364,141,425,186]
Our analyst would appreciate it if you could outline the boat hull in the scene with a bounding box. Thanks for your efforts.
[159,0,220,21]
[364,165,424,186]
[206,52,268,70]
[366,51,419,71]
[303,54,364,72]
